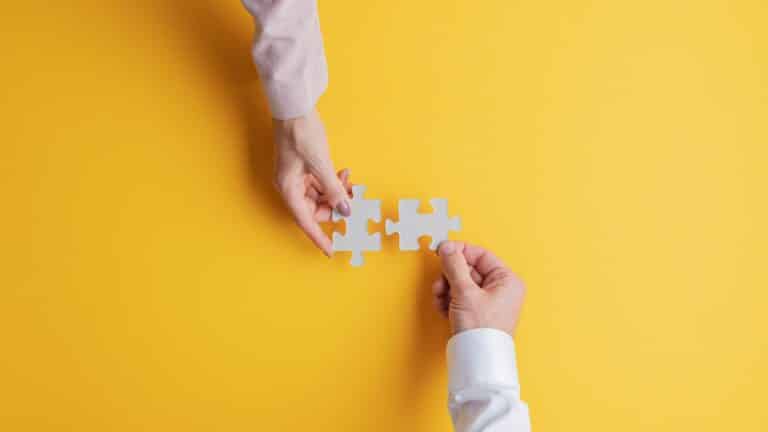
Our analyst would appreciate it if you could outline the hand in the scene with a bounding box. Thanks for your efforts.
[272,109,352,256]
[432,241,526,336]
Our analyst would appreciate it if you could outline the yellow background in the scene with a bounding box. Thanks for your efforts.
[2,1,767,430]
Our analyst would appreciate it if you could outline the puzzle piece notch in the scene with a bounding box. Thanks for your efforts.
[385,198,461,251]
[332,185,381,266]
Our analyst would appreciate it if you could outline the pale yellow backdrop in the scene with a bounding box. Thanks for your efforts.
[1,1,767,431]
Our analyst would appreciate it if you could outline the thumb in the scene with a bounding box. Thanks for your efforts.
[315,166,351,217]
[439,242,478,294]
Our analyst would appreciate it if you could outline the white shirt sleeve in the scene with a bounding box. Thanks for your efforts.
[447,328,531,432]
[242,0,328,119]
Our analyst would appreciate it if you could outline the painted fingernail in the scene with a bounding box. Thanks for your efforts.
[336,200,351,217]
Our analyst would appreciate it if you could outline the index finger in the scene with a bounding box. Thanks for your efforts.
[284,193,333,257]
[461,243,510,277]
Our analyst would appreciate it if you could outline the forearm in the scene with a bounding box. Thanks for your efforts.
[242,0,328,119]
[448,329,531,432]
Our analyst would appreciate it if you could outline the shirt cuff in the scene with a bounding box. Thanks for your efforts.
[446,328,520,396]
[262,69,327,120]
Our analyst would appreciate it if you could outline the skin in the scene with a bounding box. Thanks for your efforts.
[272,109,352,256]
[271,113,526,339]
[434,241,526,336]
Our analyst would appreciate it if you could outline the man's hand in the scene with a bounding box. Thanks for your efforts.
[433,242,526,335]
[272,109,351,256]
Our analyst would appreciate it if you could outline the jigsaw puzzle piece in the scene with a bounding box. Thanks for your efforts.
[385,198,461,251]
[331,185,382,266]
[428,215,461,250]
[332,231,381,266]
[429,198,448,215]
[397,199,421,217]
[385,199,421,251]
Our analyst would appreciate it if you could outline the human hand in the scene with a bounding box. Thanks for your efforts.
[272,109,352,256]
[432,242,526,336]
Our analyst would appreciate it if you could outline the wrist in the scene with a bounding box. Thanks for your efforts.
[273,108,317,129]
[451,317,516,337]
[273,109,320,146]
[273,116,302,134]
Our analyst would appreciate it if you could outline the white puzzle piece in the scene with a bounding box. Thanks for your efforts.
[332,185,381,266]
[385,199,461,251]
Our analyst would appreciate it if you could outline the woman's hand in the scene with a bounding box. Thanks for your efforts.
[272,109,352,256]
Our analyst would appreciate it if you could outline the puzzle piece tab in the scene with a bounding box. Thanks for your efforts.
[385,199,461,251]
[332,185,381,266]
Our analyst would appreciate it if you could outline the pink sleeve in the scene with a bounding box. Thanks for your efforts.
[242,0,328,119]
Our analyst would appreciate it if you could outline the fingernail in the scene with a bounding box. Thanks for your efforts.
[336,200,351,217]
[438,241,455,256]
